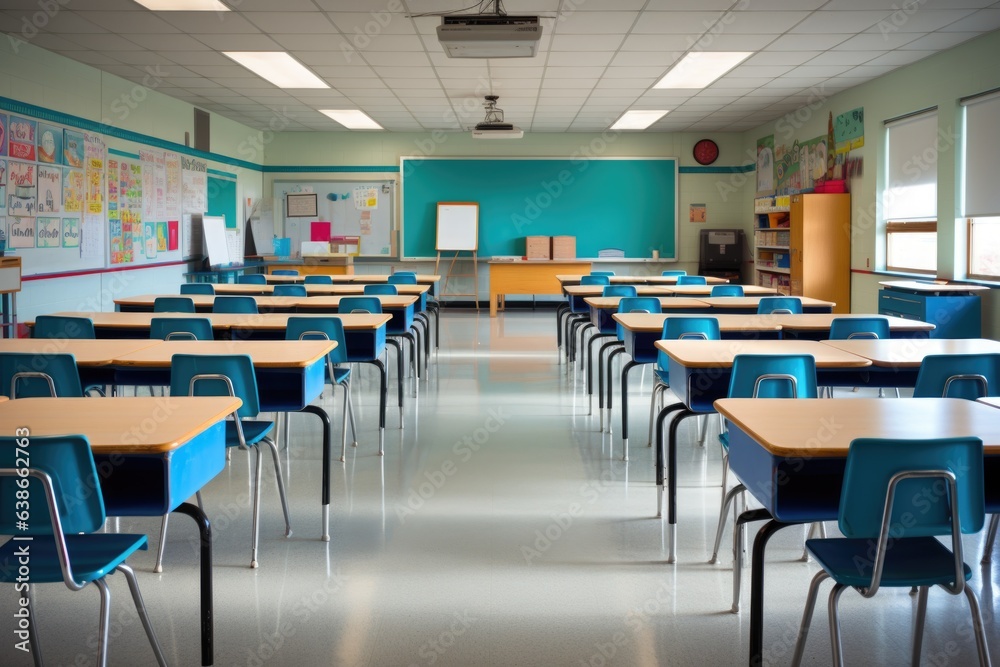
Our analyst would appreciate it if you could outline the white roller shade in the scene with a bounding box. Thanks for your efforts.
[884,111,938,220]
[963,92,1000,217]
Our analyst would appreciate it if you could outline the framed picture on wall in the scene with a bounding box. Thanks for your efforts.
[286,192,318,217]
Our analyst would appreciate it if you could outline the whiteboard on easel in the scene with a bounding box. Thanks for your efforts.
[203,215,231,267]
[436,202,478,251]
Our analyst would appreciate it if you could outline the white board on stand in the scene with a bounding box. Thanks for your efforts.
[202,215,231,267]
[436,202,478,252]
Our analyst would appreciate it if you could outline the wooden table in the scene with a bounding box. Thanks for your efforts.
[212,283,429,296]
[556,273,728,285]
[563,284,673,297]
[820,337,1000,388]
[713,397,1000,667]
[0,396,241,666]
[663,284,779,296]
[697,295,835,313]
[116,293,419,314]
[489,260,592,317]
[652,340,871,559]
[773,312,935,339]
[0,338,159,365]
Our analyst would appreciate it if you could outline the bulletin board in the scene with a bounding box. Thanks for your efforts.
[273,180,394,256]
[401,157,678,259]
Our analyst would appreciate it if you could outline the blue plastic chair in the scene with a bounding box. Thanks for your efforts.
[303,275,333,285]
[661,270,687,277]
[0,435,167,666]
[757,296,803,314]
[387,274,432,356]
[149,317,214,341]
[647,317,722,447]
[791,437,991,667]
[212,296,259,314]
[272,270,299,276]
[676,275,707,285]
[32,315,95,340]
[0,352,85,398]
[711,354,818,574]
[180,283,215,295]
[590,271,615,277]
[338,296,382,315]
[273,284,307,297]
[710,284,744,297]
[153,296,195,313]
[581,275,611,285]
[388,274,417,285]
[237,274,268,284]
[827,316,893,398]
[286,317,357,461]
[364,284,398,296]
[168,354,290,569]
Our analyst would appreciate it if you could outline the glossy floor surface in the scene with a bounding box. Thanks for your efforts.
[4,311,999,666]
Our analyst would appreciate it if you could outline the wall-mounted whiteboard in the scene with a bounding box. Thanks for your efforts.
[436,202,478,252]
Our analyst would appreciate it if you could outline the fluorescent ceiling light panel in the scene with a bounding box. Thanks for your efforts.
[654,52,754,89]
[320,110,384,130]
[611,110,669,130]
[222,52,328,89]
[133,0,230,10]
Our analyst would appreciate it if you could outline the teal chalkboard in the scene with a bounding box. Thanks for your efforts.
[207,173,237,230]
[401,157,677,259]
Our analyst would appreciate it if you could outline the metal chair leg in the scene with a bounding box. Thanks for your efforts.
[828,583,849,667]
[263,437,292,538]
[250,446,264,569]
[963,585,993,666]
[154,514,169,573]
[340,382,350,462]
[982,513,998,564]
[118,563,168,667]
[710,483,745,564]
[791,570,830,667]
[913,585,929,667]
[95,577,113,667]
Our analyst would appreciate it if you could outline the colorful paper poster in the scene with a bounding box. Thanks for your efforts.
[84,133,105,214]
[164,151,181,219]
[144,220,157,258]
[0,114,7,157]
[689,203,706,223]
[63,129,84,169]
[834,107,864,154]
[118,158,141,263]
[7,161,36,217]
[8,217,34,248]
[37,123,62,165]
[81,213,103,260]
[181,156,206,214]
[36,217,60,248]
[0,159,5,203]
[799,136,828,191]
[154,151,166,221]
[107,158,121,262]
[139,149,158,223]
[62,167,83,212]
[156,221,168,251]
[61,217,80,248]
[36,165,61,214]
[167,220,178,250]
[353,186,378,209]
[8,116,36,161]
[756,135,774,195]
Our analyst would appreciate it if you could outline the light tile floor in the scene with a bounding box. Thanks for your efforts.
[3,311,998,666]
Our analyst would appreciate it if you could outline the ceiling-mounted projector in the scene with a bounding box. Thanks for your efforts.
[472,95,523,139]
[437,14,542,58]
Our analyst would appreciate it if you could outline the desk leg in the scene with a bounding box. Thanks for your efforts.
[666,407,696,563]
[605,347,626,433]
[654,402,685,520]
[385,339,404,426]
[747,519,794,667]
[365,359,387,456]
[620,359,644,461]
[300,404,332,542]
[489,291,498,317]
[173,502,213,666]
[597,341,621,431]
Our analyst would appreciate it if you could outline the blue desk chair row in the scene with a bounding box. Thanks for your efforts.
[757,296,802,314]
[825,317,893,398]
[273,284,307,297]
[710,284,744,297]
[364,284,423,380]
[565,274,610,366]
[304,275,333,285]
[153,296,195,313]
[181,282,215,295]
[675,275,707,285]
[237,274,268,285]
[388,273,434,358]
[213,296,258,314]
[272,269,299,276]
[30,316,106,396]
[392,271,439,352]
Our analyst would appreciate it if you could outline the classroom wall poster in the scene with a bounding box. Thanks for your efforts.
[353,186,378,209]
[120,158,142,262]
[36,165,61,214]
[0,114,6,157]
[62,217,80,248]
[834,107,864,154]
[156,220,167,252]
[37,123,62,165]
[62,167,83,212]
[139,149,158,223]
[168,219,178,250]
[164,151,181,220]
[8,116,35,161]
[107,158,122,263]
[63,129,83,168]
[7,161,36,217]
[36,217,59,248]
[756,135,774,195]
[81,213,103,260]
[181,156,206,214]
[84,133,105,214]
[154,151,166,221]
[144,220,157,258]
[0,159,5,203]
[8,216,34,248]
[798,136,828,191]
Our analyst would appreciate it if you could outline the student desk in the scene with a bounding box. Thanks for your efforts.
[263,273,440,284]
[556,274,729,286]
[772,312,935,339]
[0,338,161,389]
[212,283,430,296]
[0,396,240,666]
[116,293,419,316]
[663,285,780,296]
[489,260,593,317]
[696,296,835,313]
[652,340,871,560]
[713,397,1000,667]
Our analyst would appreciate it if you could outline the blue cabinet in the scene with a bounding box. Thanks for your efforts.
[878,281,983,338]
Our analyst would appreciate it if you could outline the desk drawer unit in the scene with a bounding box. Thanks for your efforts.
[878,289,981,338]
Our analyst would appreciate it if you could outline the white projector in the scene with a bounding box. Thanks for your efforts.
[471,123,524,139]
[437,15,542,59]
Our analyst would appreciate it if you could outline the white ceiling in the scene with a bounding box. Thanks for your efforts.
[3,0,999,133]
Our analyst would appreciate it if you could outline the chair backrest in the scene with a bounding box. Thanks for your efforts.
[0,434,105,536]
[676,275,707,285]
[387,274,417,285]
[839,436,984,540]
[364,284,398,296]
[580,275,610,286]
[661,270,687,277]
[286,316,348,365]
[392,271,417,278]
[0,352,84,398]
[272,270,299,276]
[602,285,637,298]
[237,274,267,284]
[657,318,721,370]
[828,316,890,340]
[149,317,214,341]
[303,275,333,285]
[710,285,744,297]
[180,283,215,295]
[169,353,260,419]
[32,315,95,340]
[153,296,196,313]
[728,354,818,399]
[590,271,615,277]
[273,284,307,297]
[338,296,382,314]
[617,297,662,315]
[756,296,803,314]
[913,353,1000,400]
[212,296,259,314]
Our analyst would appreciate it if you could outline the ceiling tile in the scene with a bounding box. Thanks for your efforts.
[326,12,418,35]
[553,11,639,34]
[71,11,179,34]
[631,11,726,34]
[158,11,263,34]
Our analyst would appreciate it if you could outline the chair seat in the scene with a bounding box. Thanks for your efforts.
[806,536,973,588]
[225,420,274,448]
[329,366,351,386]
[0,534,148,584]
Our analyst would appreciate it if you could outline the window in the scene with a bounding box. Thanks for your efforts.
[884,110,938,274]
[962,89,1000,279]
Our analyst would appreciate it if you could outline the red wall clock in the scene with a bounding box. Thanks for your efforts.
[693,139,719,166]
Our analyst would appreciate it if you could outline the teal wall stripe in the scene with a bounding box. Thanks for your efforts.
[108,148,139,159]
[207,168,238,180]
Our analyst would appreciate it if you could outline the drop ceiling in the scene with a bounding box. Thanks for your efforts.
[2,0,999,133]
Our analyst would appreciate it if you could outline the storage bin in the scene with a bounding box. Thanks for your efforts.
[551,235,576,259]
[525,236,550,259]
